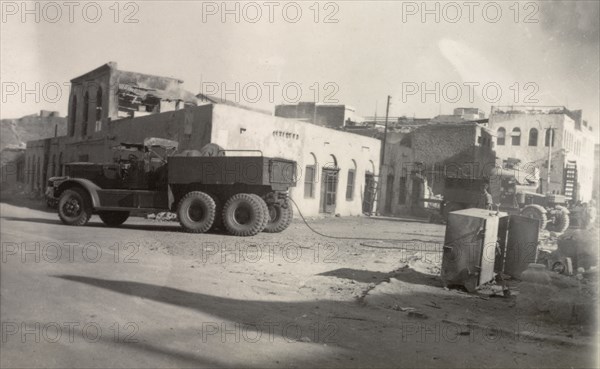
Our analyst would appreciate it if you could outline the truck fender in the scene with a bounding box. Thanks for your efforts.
[56,178,102,208]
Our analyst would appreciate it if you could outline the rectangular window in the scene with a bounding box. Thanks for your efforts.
[304,165,315,198]
[511,129,521,146]
[346,169,355,200]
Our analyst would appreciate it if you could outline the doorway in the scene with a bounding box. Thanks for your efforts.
[320,168,339,213]
[385,174,394,213]
[362,173,375,214]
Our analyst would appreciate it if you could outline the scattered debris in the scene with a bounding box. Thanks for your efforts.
[408,311,428,319]
[391,305,415,312]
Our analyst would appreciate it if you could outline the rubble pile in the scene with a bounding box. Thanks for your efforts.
[516,263,598,326]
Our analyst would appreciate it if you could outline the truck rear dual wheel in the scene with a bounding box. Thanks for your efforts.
[222,193,267,237]
[98,211,130,227]
[58,188,92,226]
[177,191,216,233]
[208,194,223,232]
[250,194,269,232]
[263,201,294,233]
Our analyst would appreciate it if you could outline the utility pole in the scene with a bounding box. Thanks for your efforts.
[380,95,391,172]
[546,127,553,193]
[374,100,378,124]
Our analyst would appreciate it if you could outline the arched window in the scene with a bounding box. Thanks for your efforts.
[545,128,554,147]
[528,128,538,146]
[496,128,506,145]
[511,128,521,146]
[82,92,89,137]
[323,155,339,212]
[95,87,103,131]
[327,154,338,169]
[69,95,77,136]
[304,153,317,199]
[346,160,357,201]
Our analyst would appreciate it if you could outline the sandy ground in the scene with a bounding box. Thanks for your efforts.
[0,199,597,368]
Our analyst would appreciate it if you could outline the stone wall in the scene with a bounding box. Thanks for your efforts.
[379,124,497,216]
[212,104,381,216]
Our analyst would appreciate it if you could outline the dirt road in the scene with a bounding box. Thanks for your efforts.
[1,202,596,368]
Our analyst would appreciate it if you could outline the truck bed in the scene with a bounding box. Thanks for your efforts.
[167,156,296,188]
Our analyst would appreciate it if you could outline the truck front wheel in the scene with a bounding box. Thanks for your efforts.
[98,211,130,227]
[547,206,569,233]
[177,191,216,233]
[222,193,267,236]
[521,204,548,231]
[263,201,293,233]
[58,188,92,226]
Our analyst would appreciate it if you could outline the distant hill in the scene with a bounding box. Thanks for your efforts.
[0,111,67,152]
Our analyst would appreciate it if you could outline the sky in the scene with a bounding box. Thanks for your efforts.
[1,1,599,129]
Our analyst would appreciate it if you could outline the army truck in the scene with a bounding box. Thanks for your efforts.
[46,138,296,236]
[442,165,569,232]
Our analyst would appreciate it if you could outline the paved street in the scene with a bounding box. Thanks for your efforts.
[1,202,595,368]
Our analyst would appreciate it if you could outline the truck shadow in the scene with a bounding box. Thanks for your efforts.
[0,197,56,214]
[1,216,62,225]
[0,214,228,235]
[51,274,587,368]
[53,275,360,350]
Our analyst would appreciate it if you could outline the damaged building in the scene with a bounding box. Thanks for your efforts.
[378,122,497,217]
[24,62,380,217]
[66,61,199,139]
[489,106,596,202]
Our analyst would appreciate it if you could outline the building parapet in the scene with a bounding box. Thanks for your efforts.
[491,105,574,117]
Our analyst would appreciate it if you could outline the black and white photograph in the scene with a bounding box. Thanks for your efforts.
[1,1,599,368]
